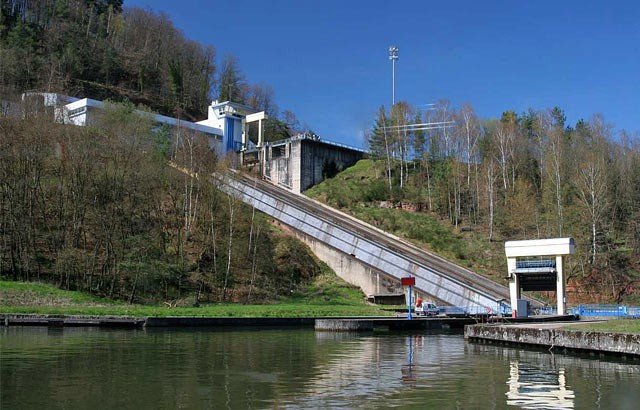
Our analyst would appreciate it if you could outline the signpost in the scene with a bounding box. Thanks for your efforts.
[401,277,416,320]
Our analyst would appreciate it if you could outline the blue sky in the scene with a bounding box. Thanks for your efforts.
[127,0,639,148]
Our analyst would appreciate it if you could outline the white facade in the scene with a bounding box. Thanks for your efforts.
[23,93,265,156]
[505,238,575,258]
[21,92,79,122]
[505,238,575,316]
[61,98,225,151]
[196,100,263,153]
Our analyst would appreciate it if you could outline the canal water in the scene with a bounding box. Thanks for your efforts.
[1,327,639,409]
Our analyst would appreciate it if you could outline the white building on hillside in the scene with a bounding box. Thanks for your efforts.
[20,92,266,155]
[196,100,265,153]
[62,98,224,151]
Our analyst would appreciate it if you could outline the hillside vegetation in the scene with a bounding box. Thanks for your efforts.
[0,1,357,309]
[0,105,360,306]
[307,101,640,303]
[0,265,386,317]
[306,160,507,284]
[0,0,306,137]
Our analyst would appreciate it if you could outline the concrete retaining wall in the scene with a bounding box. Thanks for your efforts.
[1,314,144,328]
[145,317,314,327]
[465,324,640,356]
[316,317,474,331]
[315,319,376,331]
[279,223,400,296]
[298,139,363,192]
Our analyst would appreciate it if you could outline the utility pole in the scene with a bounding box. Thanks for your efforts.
[389,46,399,106]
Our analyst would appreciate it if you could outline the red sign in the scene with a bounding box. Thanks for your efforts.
[401,277,415,286]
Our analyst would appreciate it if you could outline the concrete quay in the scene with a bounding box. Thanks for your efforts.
[465,321,640,357]
[2,314,145,328]
[144,317,314,327]
[2,314,474,331]
[315,317,475,331]
[0,314,314,328]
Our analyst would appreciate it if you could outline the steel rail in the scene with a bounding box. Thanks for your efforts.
[219,174,498,307]
[218,171,541,308]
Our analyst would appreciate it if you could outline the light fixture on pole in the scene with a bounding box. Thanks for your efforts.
[388,46,399,106]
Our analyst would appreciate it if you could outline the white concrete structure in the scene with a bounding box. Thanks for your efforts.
[244,111,267,147]
[257,134,364,192]
[505,238,575,315]
[22,92,79,122]
[22,93,266,156]
[196,100,265,153]
[63,98,226,151]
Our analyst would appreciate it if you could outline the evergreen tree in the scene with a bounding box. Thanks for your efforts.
[217,54,246,103]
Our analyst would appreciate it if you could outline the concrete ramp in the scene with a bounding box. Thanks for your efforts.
[217,171,537,311]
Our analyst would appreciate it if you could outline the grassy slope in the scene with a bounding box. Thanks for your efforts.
[305,159,507,284]
[562,319,640,334]
[0,265,393,317]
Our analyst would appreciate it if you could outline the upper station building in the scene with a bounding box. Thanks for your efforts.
[21,92,262,156]
[19,92,365,192]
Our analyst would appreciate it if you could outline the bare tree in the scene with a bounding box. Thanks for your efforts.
[575,115,610,265]
[485,159,498,241]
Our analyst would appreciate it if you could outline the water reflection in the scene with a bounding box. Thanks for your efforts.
[506,361,575,409]
[401,335,417,384]
[2,327,640,409]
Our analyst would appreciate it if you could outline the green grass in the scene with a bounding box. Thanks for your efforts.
[306,160,466,259]
[0,280,121,307]
[285,262,369,305]
[305,159,508,284]
[306,159,388,208]
[562,319,640,334]
[0,269,394,318]
[350,207,466,258]
[0,303,389,318]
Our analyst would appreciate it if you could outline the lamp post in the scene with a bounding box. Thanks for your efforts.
[401,276,415,320]
[389,46,399,106]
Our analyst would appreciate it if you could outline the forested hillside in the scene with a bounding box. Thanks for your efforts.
[0,0,332,305]
[0,0,304,136]
[310,102,640,304]
[0,104,323,304]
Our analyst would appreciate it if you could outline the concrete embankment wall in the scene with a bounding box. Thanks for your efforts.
[1,314,145,328]
[1,315,314,328]
[2,314,473,331]
[465,324,640,356]
[296,140,364,192]
[276,222,400,296]
[219,174,504,309]
[316,318,473,331]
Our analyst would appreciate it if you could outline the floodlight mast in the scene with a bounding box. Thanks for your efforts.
[389,46,399,106]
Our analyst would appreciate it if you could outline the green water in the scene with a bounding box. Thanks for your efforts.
[1,327,639,409]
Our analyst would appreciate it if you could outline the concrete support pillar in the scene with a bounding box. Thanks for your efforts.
[258,119,263,147]
[507,257,520,314]
[556,255,565,315]
[241,120,247,150]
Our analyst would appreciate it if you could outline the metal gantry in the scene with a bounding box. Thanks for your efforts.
[378,120,455,133]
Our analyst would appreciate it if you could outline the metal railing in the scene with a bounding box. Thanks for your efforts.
[426,303,640,318]
[571,304,640,318]
[436,302,513,316]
